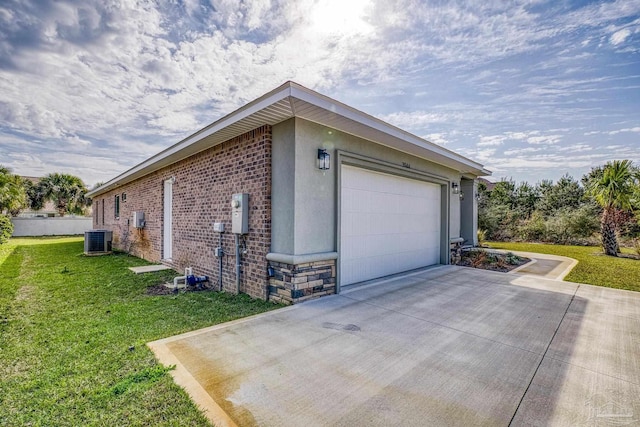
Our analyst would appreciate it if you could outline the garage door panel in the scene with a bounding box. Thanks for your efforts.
[341,165,442,286]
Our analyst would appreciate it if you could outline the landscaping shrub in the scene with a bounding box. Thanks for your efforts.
[459,249,528,272]
[468,250,487,268]
[479,204,517,241]
[534,206,599,245]
[477,229,487,246]
[565,205,600,240]
[517,211,546,241]
[0,214,12,245]
[505,252,522,265]
[544,209,575,244]
[479,165,638,248]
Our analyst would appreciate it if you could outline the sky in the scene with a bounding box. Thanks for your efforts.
[0,0,639,187]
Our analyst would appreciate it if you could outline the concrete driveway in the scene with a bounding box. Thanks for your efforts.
[148,266,640,426]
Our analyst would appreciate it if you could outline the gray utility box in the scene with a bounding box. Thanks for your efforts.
[132,211,145,228]
[231,193,249,234]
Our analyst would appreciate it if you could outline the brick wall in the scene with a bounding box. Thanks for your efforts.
[94,126,272,300]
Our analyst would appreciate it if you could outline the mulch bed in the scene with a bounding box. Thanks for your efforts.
[458,250,530,273]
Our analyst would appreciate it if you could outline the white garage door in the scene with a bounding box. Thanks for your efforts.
[340,165,441,286]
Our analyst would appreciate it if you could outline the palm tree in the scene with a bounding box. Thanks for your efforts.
[38,173,89,217]
[586,160,637,256]
[23,179,45,211]
[0,166,27,216]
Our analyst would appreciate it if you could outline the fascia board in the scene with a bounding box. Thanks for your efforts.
[87,84,294,197]
[88,82,491,197]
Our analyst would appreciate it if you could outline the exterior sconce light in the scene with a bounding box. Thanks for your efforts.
[475,192,481,201]
[451,182,460,194]
[459,191,465,200]
[317,149,330,170]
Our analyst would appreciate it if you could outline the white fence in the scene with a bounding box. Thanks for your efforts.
[11,217,93,237]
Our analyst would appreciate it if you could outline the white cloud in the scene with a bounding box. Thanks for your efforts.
[610,28,631,45]
[488,153,610,170]
[66,135,92,147]
[466,148,497,163]
[424,133,448,145]
[478,135,505,147]
[527,135,562,145]
[505,132,532,140]
[503,147,543,156]
[378,111,452,129]
[609,127,640,135]
[478,131,542,147]
[556,143,592,152]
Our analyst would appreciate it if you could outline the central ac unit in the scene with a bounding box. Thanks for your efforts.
[84,230,113,255]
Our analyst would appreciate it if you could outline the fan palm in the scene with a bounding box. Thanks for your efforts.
[586,160,636,256]
[0,166,27,216]
[38,173,89,217]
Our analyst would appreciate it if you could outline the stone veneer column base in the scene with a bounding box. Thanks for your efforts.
[266,252,338,304]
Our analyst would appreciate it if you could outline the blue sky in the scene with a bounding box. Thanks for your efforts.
[0,0,638,187]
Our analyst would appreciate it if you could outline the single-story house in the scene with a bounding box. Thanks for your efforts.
[86,81,490,304]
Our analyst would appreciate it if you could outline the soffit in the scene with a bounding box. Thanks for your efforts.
[87,82,490,198]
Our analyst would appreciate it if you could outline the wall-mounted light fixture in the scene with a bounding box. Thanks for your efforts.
[317,149,330,170]
[451,182,460,194]
[475,192,481,201]
[459,191,465,200]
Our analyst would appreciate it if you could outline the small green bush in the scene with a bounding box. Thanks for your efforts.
[477,229,487,246]
[0,214,13,244]
[505,252,522,265]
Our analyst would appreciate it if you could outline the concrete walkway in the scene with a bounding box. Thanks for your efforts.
[506,250,578,280]
[128,264,173,274]
[148,266,640,427]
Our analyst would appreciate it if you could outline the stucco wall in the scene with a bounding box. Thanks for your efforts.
[93,126,272,299]
[271,118,296,254]
[460,178,477,245]
[271,118,463,257]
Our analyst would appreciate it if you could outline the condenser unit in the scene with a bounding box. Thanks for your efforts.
[84,230,113,255]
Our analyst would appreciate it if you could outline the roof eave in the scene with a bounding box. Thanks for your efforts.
[87,82,296,198]
[87,82,491,198]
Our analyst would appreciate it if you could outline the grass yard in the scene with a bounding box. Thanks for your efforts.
[0,237,280,426]
[487,241,640,292]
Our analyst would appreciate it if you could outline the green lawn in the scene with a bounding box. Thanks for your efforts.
[0,237,281,426]
[487,241,640,292]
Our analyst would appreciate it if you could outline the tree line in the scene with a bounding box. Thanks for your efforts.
[479,159,640,256]
[0,166,90,217]
[0,166,91,244]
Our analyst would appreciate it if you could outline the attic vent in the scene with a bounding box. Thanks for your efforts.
[84,230,113,255]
